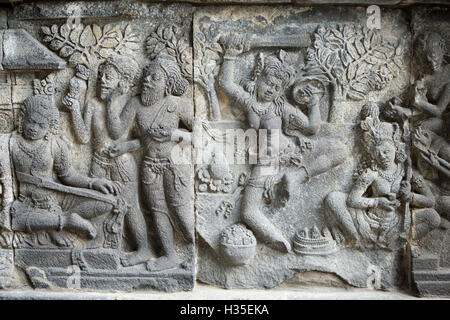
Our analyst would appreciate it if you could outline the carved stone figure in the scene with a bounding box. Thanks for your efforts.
[412,32,450,135]
[62,55,151,267]
[0,96,123,246]
[218,35,347,252]
[106,57,194,272]
[325,104,408,250]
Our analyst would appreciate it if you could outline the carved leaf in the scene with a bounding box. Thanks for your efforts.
[363,32,372,51]
[364,56,379,65]
[69,24,83,43]
[346,42,359,60]
[49,39,64,51]
[60,24,70,39]
[124,25,133,38]
[80,25,96,47]
[68,51,82,66]
[355,39,366,55]
[332,66,344,79]
[347,63,356,81]
[92,24,102,43]
[100,38,118,48]
[340,50,352,67]
[59,46,74,58]
[326,52,338,68]
[51,24,58,34]
[42,35,53,43]
[42,26,52,36]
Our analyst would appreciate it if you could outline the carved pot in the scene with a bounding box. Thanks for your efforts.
[219,242,256,266]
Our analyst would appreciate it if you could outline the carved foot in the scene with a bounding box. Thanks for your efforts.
[66,213,97,239]
[48,230,73,247]
[270,238,292,253]
[146,256,180,272]
[121,250,152,267]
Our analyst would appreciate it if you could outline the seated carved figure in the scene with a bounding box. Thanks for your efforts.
[0,96,123,246]
[324,105,408,250]
[413,112,450,223]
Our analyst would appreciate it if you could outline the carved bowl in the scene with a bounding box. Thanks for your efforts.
[219,242,256,266]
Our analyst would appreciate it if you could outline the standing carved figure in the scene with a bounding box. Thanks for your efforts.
[0,96,122,245]
[218,35,347,253]
[106,57,194,272]
[62,55,151,266]
[413,32,450,134]
[324,106,408,250]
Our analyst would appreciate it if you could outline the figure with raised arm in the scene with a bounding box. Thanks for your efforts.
[106,57,194,272]
[218,35,348,253]
[0,96,123,246]
[62,55,150,266]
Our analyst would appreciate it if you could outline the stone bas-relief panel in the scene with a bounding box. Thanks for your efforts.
[0,0,448,298]
[0,2,195,292]
[193,6,414,289]
[409,7,450,297]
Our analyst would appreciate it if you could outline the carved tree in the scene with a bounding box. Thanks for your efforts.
[305,25,405,123]
[146,24,193,81]
[42,23,139,70]
[193,24,223,121]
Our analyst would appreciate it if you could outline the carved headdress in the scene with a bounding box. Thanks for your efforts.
[101,54,140,91]
[360,103,405,163]
[145,57,189,96]
[19,95,59,135]
[250,49,296,90]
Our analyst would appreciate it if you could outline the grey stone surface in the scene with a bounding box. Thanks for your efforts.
[194,5,412,290]
[0,0,447,299]
[0,1,195,292]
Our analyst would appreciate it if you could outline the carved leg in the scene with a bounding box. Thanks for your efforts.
[241,184,291,253]
[303,138,348,180]
[435,195,450,221]
[120,182,151,267]
[419,117,443,135]
[142,172,180,272]
[324,191,360,244]
[413,208,441,240]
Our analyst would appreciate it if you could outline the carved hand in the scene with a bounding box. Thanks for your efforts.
[103,143,128,158]
[412,82,428,109]
[90,178,122,195]
[171,129,192,145]
[413,127,432,149]
[219,34,247,56]
[421,151,441,169]
[62,95,81,113]
[399,181,412,202]
[377,196,400,211]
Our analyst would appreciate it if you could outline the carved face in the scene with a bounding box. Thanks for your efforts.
[141,66,166,106]
[256,74,283,103]
[374,140,396,169]
[100,64,121,100]
[22,111,50,141]
[426,47,444,72]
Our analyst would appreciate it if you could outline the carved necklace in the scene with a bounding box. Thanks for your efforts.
[378,163,403,182]
[251,101,275,117]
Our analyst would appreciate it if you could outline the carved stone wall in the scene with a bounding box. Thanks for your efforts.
[0,0,448,297]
